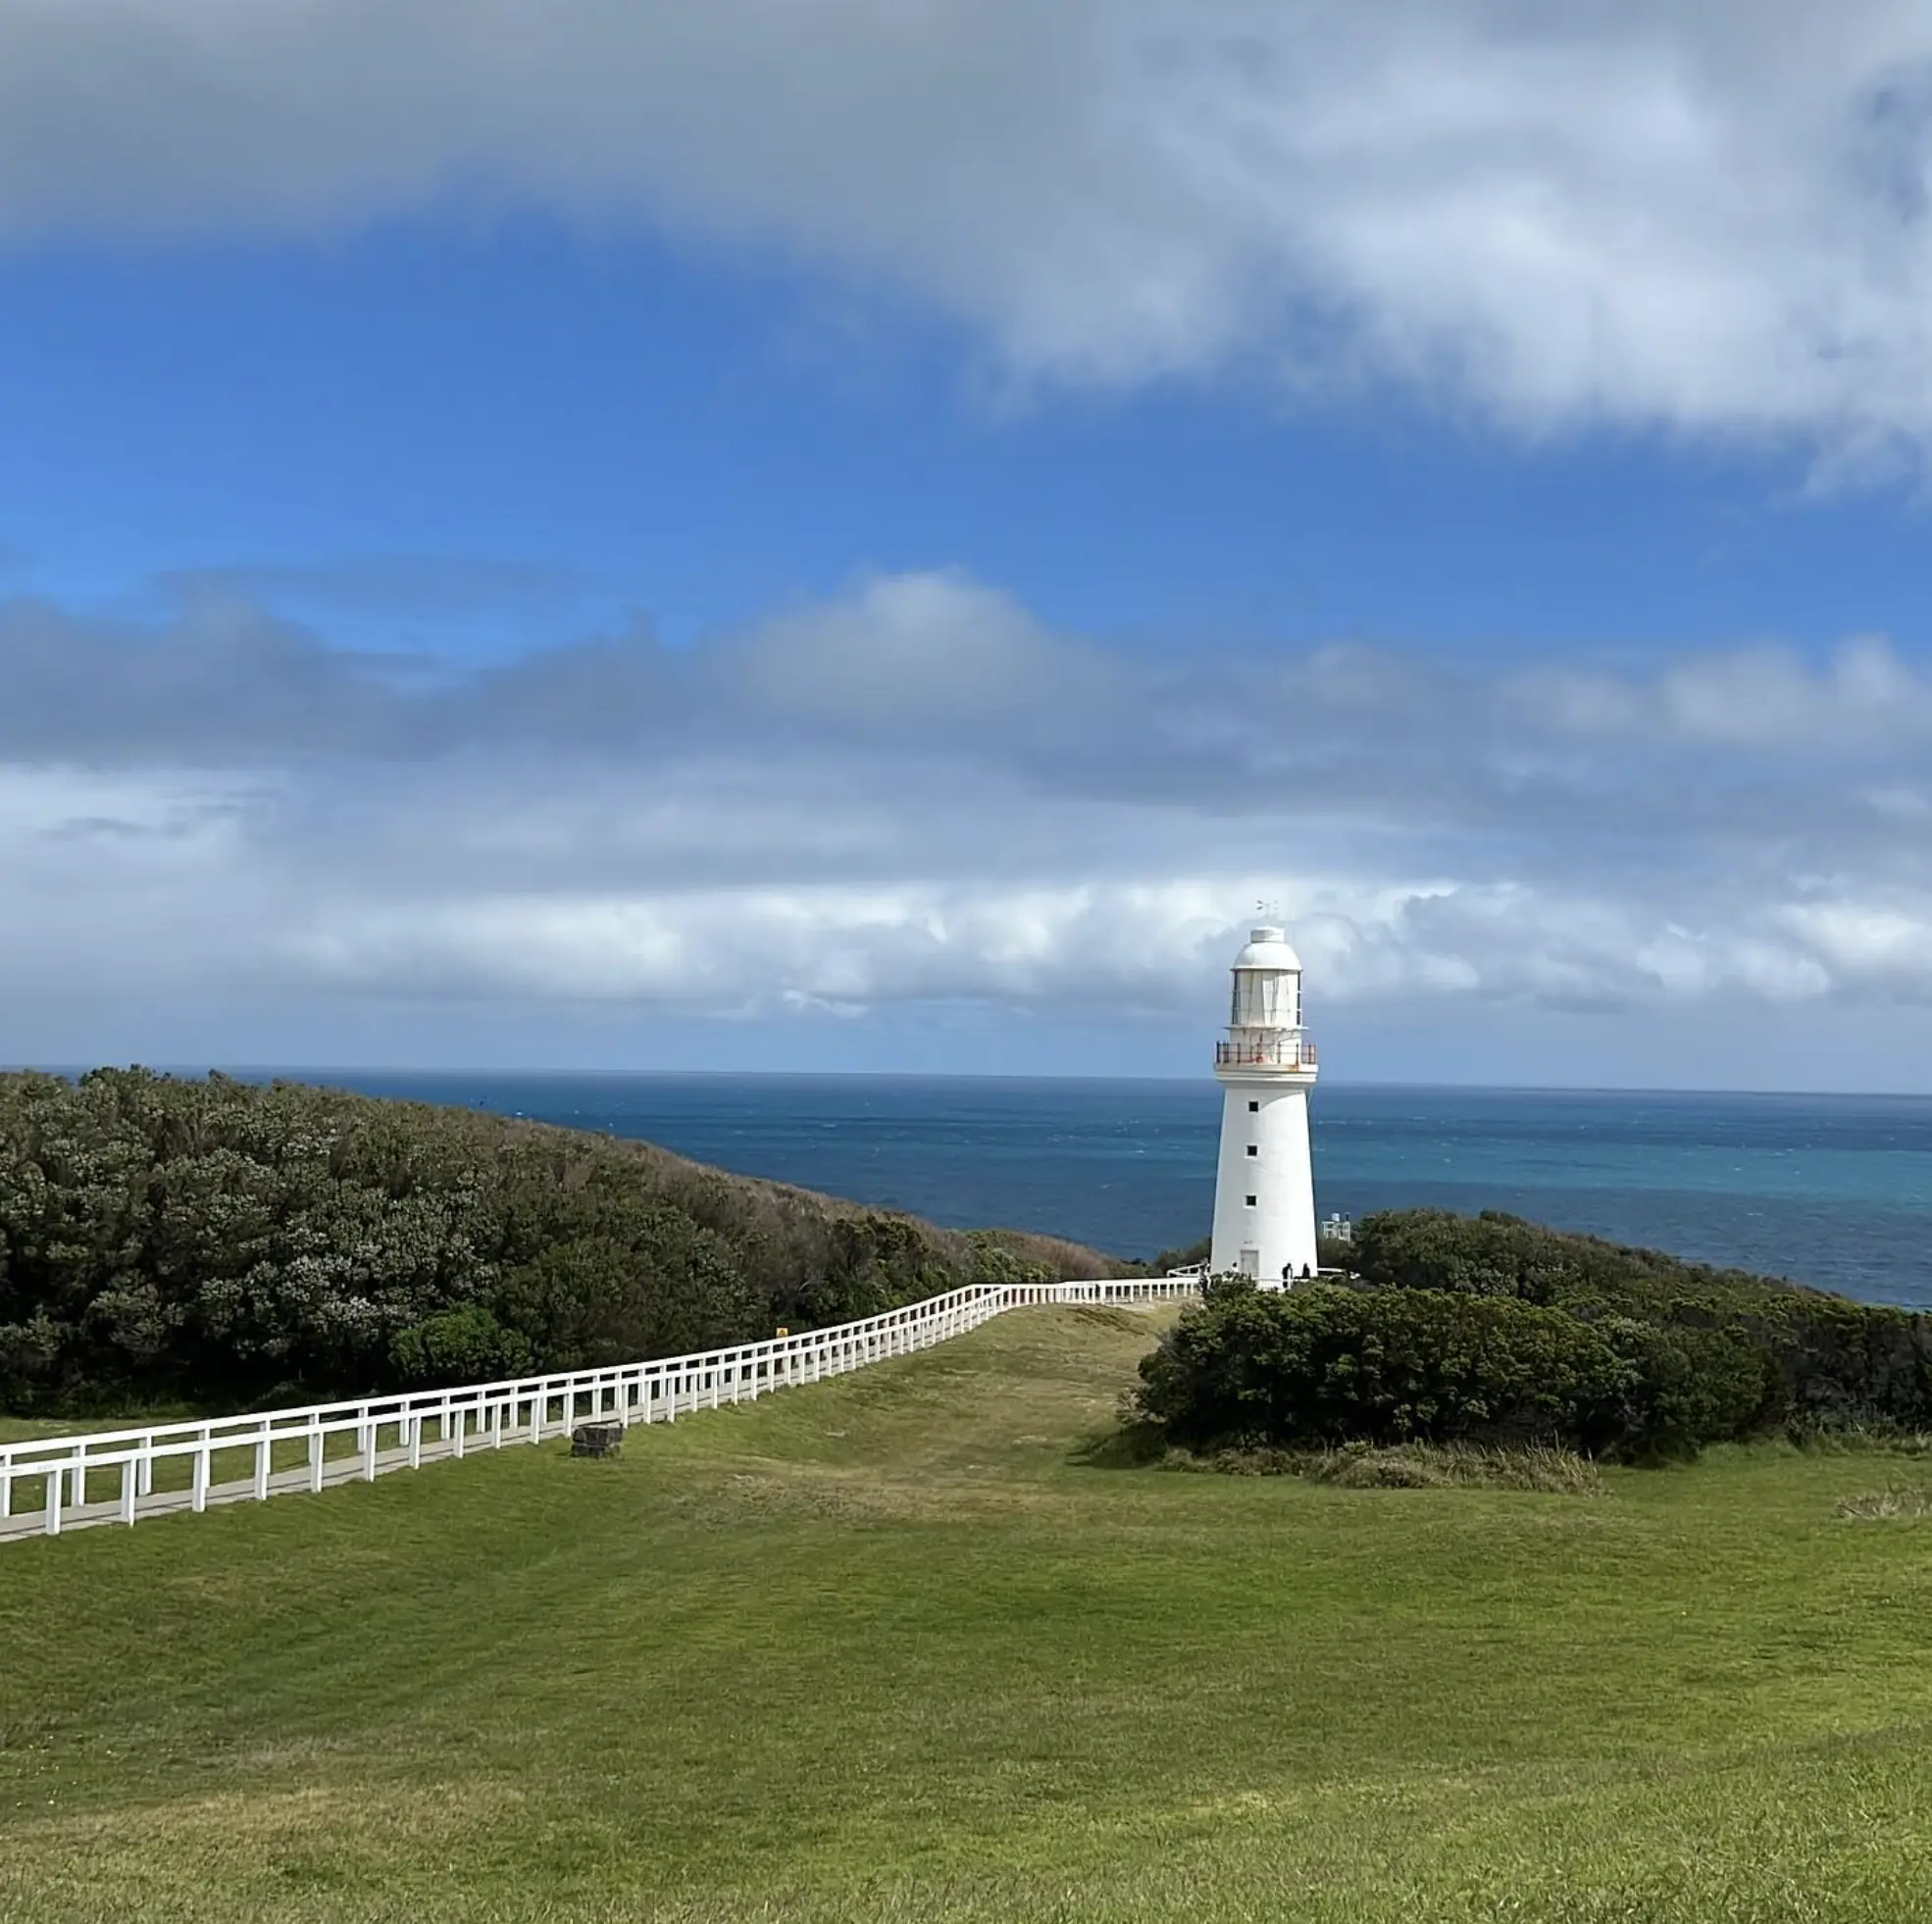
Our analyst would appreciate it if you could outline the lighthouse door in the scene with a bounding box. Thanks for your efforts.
[1238,1245,1259,1279]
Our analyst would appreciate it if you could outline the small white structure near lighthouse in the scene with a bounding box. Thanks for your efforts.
[1209,923,1318,1285]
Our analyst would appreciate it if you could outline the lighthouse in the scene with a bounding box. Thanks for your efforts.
[1209,923,1318,1285]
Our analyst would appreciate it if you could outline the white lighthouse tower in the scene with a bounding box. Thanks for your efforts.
[1209,922,1318,1285]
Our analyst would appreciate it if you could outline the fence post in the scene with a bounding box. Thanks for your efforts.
[191,1442,210,1513]
[121,1457,137,1526]
[254,1429,271,1501]
[43,1470,61,1537]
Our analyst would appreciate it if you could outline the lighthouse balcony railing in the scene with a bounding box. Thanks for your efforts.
[1215,1037,1317,1069]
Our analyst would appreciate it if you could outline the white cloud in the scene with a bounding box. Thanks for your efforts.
[1779,895,1932,987]
[735,571,1109,733]
[3,567,1932,1050]
[9,3,1932,450]
[1520,633,1932,753]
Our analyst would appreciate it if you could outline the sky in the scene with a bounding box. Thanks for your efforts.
[6,1,1932,1090]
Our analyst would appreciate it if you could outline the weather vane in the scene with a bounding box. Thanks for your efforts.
[1255,896,1281,921]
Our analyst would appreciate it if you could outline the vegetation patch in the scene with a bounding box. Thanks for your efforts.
[1836,1485,1932,1521]
[1165,1438,1601,1493]
[1784,1417,1932,1456]
[1137,1210,1932,1462]
[0,1068,1128,1414]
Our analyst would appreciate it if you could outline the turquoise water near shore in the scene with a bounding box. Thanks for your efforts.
[307,1074,1932,1310]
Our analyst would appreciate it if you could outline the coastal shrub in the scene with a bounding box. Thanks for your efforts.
[1739,1291,1932,1430]
[490,1219,757,1369]
[1137,1284,1788,1458]
[0,1067,1126,1414]
[1350,1208,1701,1308]
[1350,1209,1932,1432]
[1137,1212,1932,1460]
[1137,1285,1641,1453]
[1597,1314,1769,1454]
[390,1306,534,1387]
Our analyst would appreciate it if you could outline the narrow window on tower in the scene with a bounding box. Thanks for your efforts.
[1246,1144,1258,1157]
[1247,1100,1258,1112]
[1245,1194,1257,1207]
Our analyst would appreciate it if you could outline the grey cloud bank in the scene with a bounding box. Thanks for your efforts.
[8,2,1932,457]
[3,569,1931,1085]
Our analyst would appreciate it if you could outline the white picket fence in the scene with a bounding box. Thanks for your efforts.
[0,1277,1197,1545]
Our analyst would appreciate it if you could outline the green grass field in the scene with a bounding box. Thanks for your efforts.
[7,1303,1932,1922]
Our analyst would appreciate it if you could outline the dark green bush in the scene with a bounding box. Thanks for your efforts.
[1351,1209,1932,1432]
[390,1306,534,1387]
[1138,1211,1932,1460]
[1593,1315,1769,1456]
[492,1220,756,1367]
[1351,1209,1693,1307]
[0,1068,1125,1413]
[1139,1286,1639,1452]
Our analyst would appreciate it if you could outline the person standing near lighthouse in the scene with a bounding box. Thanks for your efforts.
[1208,922,1319,1286]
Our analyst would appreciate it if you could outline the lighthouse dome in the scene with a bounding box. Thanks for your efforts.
[1234,925,1301,972]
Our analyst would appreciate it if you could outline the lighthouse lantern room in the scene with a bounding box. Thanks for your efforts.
[1208,923,1319,1285]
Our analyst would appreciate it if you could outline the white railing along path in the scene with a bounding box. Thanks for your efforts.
[0,1278,1197,1545]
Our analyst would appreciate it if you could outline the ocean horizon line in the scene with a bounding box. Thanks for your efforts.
[11,1062,1932,1106]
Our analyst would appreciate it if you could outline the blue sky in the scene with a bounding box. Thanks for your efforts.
[5,2,1932,1090]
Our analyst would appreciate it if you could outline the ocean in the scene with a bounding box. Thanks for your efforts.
[305,1073,1932,1311]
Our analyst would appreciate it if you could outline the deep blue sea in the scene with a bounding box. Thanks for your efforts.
[298,1074,1932,1311]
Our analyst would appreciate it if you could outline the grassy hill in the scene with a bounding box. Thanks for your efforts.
[6,1304,1932,1921]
